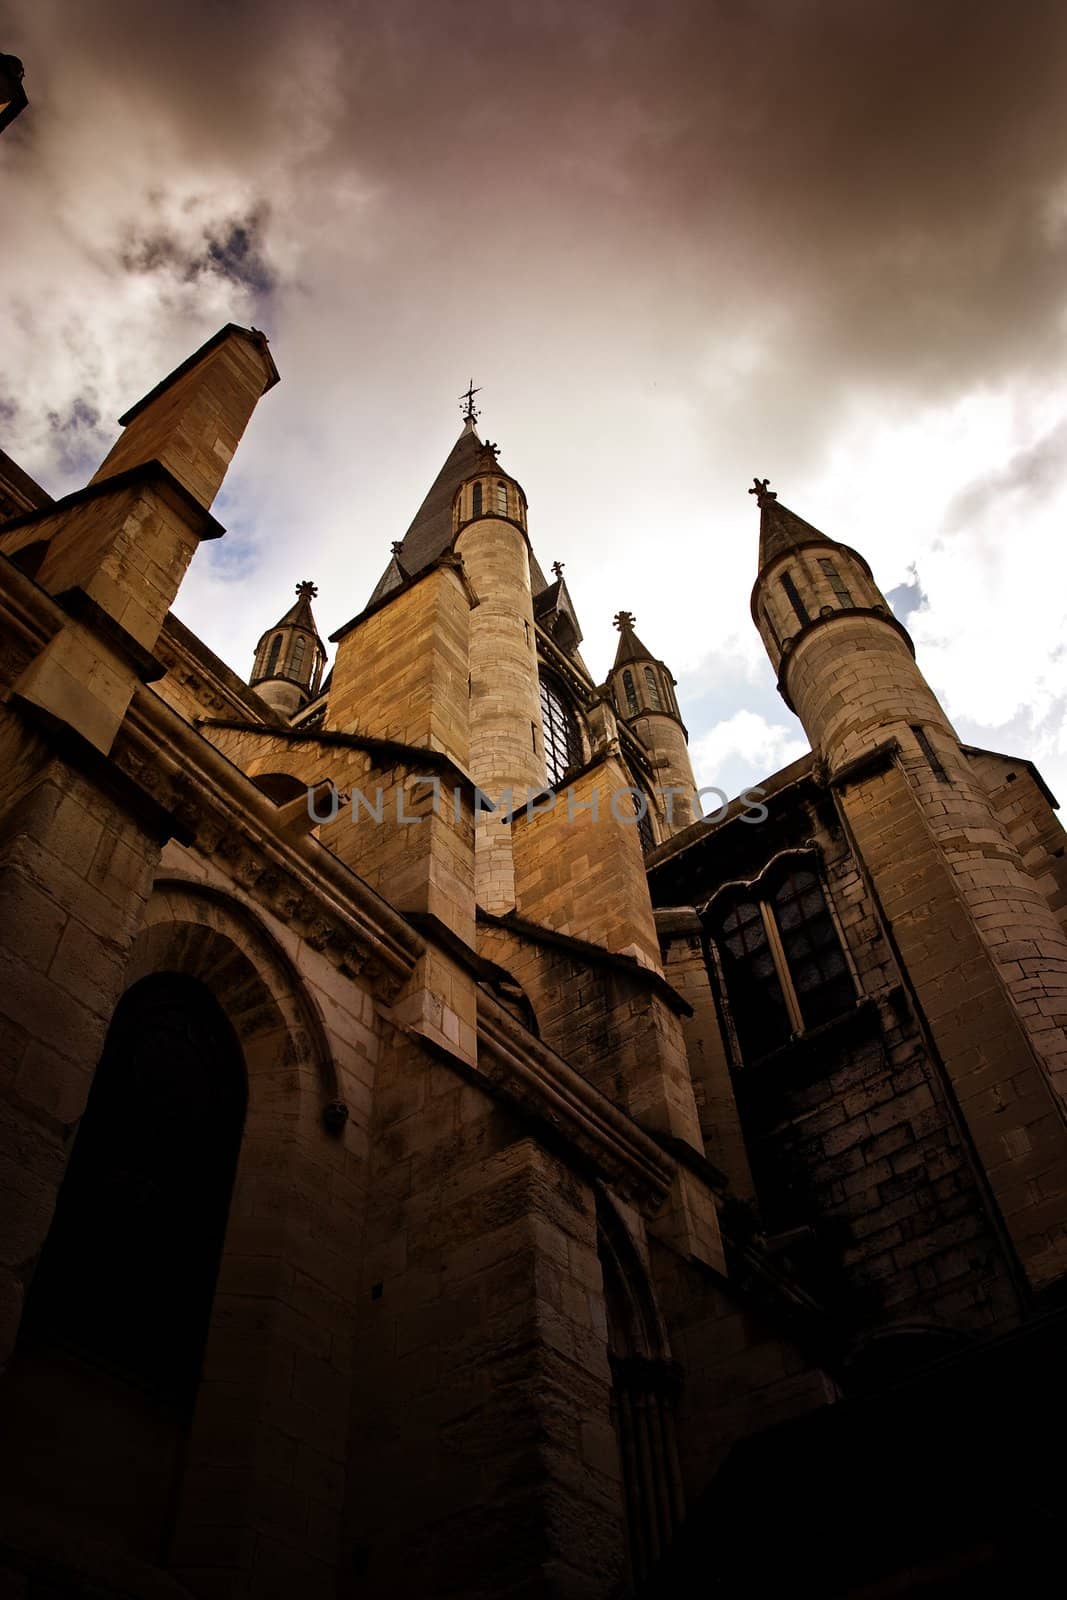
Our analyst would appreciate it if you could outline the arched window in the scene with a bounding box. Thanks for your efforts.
[780,570,809,625]
[472,481,483,517]
[495,481,508,514]
[762,606,782,651]
[4,974,246,1554]
[708,861,853,1062]
[264,633,282,677]
[622,669,638,717]
[539,673,581,787]
[644,666,663,711]
[818,557,854,607]
[290,635,307,681]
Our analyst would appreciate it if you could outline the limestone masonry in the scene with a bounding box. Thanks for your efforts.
[2,326,1066,1598]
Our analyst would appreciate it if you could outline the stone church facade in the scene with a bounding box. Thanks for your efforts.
[1,322,1066,1599]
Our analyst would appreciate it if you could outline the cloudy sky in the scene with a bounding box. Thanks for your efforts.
[4,0,1067,806]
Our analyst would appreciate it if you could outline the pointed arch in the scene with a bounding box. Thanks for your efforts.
[597,1193,683,1583]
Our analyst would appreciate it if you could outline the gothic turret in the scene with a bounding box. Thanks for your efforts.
[452,426,542,910]
[610,611,697,833]
[250,580,326,718]
[749,477,1067,1287]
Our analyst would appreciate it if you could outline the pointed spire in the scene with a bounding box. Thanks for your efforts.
[273,579,321,635]
[612,610,654,668]
[750,477,833,572]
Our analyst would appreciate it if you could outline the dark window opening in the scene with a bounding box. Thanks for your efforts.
[22,973,245,1397]
[496,481,508,514]
[2,973,246,1557]
[636,794,655,852]
[912,724,950,783]
[709,863,853,1062]
[289,635,307,682]
[622,669,638,717]
[539,674,581,787]
[264,633,282,677]
[779,570,810,625]
[472,481,483,517]
[818,557,854,607]
[644,665,663,711]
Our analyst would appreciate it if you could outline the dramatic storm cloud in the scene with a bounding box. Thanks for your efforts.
[4,0,1067,799]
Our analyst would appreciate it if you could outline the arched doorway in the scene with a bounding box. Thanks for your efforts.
[0,972,246,1560]
[598,1198,685,1586]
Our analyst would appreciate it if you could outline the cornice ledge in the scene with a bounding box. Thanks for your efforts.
[117,686,423,995]
[475,988,675,1209]
[828,738,902,791]
[196,718,480,805]
[479,907,692,1017]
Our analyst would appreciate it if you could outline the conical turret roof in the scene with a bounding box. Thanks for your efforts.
[611,610,655,669]
[367,421,523,605]
[750,478,831,571]
[258,580,325,650]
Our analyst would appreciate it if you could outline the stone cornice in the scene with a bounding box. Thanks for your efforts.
[473,988,675,1208]
[0,459,225,542]
[776,608,916,712]
[197,717,483,807]
[328,553,478,644]
[114,683,423,998]
[479,907,692,1018]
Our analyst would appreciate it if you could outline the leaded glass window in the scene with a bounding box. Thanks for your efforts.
[539,674,580,787]
[818,557,854,607]
[644,666,663,711]
[709,862,853,1061]
[622,669,638,717]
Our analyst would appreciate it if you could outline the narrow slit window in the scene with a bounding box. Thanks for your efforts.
[780,571,810,625]
[496,481,508,514]
[472,482,483,517]
[912,724,950,783]
[622,669,638,717]
[289,635,307,681]
[644,666,663,711]
[264,634,282,677]
[818,557,854,607]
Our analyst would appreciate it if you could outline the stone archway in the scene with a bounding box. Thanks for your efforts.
[597,1194,685,1586]
[118,879,356,1594]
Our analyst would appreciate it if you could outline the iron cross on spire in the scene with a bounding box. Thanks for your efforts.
[613,611,635,631]
[460,380,481,424]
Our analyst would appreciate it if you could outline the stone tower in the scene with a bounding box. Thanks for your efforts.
[452,431,545,911]
[750,476,1067,1290]
[249,580,326,717]
[609,610,697,833]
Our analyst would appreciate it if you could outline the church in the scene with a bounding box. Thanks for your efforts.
[1,319,1066,1600]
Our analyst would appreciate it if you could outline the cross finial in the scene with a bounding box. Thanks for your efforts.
[551,560,565,580]
[391,541,404,558]
[613,610,635,632]
[460,379,481,424]
[749,476,777,507]
[481,439,500,461]
[295,580,318,599]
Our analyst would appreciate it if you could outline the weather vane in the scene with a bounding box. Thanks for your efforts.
[613,611,635,631]
[552,561,565,580]
[460,380,481,424]
[748,477,777,506]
